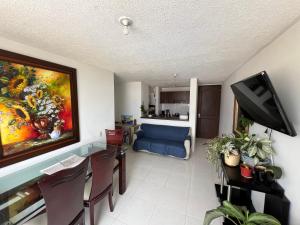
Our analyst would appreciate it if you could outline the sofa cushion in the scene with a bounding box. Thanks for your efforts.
[164,140,186,158]
[140,124,189,142]
[134,138,186,158]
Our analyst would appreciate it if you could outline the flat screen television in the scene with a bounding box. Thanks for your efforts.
[231,71,296,136]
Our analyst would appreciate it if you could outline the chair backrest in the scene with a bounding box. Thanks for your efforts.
[106,129,123,146]
[38,158,89,225]
[88,149,117,201]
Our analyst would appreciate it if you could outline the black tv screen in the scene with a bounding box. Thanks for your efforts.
[231,71,296,136]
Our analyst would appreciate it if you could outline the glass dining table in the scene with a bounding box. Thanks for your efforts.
[0,141,127,225]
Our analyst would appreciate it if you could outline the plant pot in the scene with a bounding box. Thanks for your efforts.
[241,154,255,167]
[254,166,275,185]
[224,153,240,167]
[240,164,253,178]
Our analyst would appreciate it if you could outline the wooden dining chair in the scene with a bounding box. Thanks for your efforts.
[105,129,124,146]
[106,129,123,173]
[38,158,89,225]
[84,149,117,225]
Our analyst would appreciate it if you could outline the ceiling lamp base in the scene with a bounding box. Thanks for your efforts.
[119,16,133,35]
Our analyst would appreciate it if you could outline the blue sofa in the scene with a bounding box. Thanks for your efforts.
[133,123,191,159]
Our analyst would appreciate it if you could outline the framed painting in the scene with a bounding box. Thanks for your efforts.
[233,98,253,134]
[232,98,242,134]
[0,49,79,167]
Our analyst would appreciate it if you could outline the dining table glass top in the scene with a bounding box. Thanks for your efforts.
[0,141,123,198]
[0,141,125,225]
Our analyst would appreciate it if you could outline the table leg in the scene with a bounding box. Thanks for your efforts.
[227,185,232,202]
[117,153,126,195]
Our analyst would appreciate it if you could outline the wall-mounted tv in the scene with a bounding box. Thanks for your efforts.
[231,71,296,137]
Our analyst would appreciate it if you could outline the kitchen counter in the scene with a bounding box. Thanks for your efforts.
[139,116,190,128]
[140,116,189,121]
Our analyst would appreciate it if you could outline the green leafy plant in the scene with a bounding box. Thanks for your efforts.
[204,201,281,225]
[238,115,254,132]
[140,104,147,116]
[207,133,275,167]
[265,165,283,179]
[240,134,274,166]
[207,135,239,167]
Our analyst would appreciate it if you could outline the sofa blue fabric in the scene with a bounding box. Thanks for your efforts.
[133,124,190,158]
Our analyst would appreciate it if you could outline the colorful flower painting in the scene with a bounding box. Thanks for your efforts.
[0,50,79,166]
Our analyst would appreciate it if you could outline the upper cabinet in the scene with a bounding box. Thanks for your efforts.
[160,91,190,104]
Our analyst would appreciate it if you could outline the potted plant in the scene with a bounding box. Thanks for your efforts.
[221,142,240,167]
[234,134,273,178]
[254,165,283,184]
[140,104,147,117]
[238,115,254,133]
[208,135,240,167]
[240,163,253,178]
[240,134,274,167]
[204,201,281,225]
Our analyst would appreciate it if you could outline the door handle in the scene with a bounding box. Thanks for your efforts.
[198,113,201,118]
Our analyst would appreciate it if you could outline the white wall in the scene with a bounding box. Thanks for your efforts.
[0,37,115,176]
[189,78,198,152]
[154,86,161,115]
[219,20,300,224]
[141,82,149,110]
[115,81,150,123]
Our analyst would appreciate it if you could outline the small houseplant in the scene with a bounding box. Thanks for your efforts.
[204,200,281,225]
[208,135,240,167]
[235,134,274,178]
[240,134,274,167]
[238,115,254,133]
[140,104,147,117]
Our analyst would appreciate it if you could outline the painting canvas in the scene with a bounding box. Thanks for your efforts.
[0,49,79,167]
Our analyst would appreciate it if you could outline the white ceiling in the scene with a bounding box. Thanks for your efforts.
[1,1,300,86]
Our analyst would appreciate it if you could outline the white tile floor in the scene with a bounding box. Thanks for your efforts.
[26,139,221,225]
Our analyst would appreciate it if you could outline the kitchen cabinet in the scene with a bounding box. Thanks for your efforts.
[160,92,167,103]
[160,91,190,104]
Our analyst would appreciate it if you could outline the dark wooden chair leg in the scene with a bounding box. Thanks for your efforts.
[118,153,126,195]
[89,203,94,225]
[108,189,114,212]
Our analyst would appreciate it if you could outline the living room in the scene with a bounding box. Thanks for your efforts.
[0,1,300,225]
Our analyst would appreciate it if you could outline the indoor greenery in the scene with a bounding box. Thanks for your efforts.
[265,165,282,179]
[208,133,274,167]
[204,201,281,225]
[240,134,274,166]
[207,135,239,167]
[140,104,147,116]
[238,115,254,133]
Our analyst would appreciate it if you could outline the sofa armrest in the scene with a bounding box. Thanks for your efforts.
[132,130,144,147]
[185,135,192,143]
[135,130,144,139]
[184,135,192,159]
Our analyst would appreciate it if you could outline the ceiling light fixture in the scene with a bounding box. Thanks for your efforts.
[119,16,133,35]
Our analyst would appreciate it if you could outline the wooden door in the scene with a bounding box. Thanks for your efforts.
[196,85,221,138]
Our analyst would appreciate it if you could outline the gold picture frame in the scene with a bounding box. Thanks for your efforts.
[232,98,249,134]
